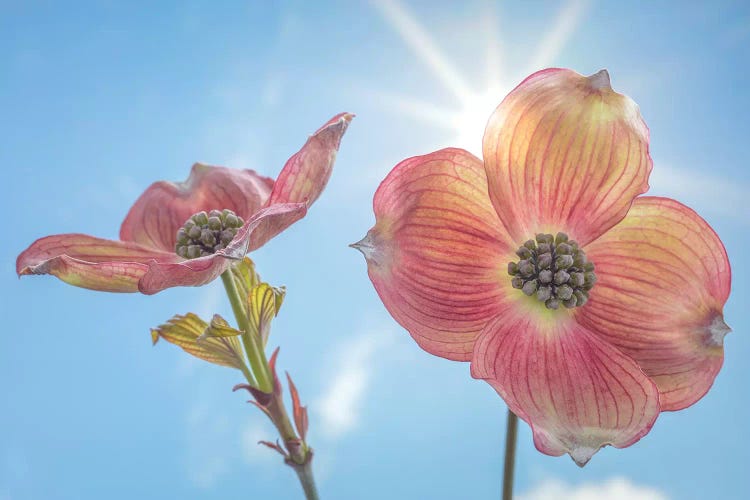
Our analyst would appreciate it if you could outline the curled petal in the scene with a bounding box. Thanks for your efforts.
[579,197,731,410]
[471,312,659,466]
[250,113,353,250]
[120,164,273,252]
[268,112,353,207]
[483,68,652,246]
[354,148,514,361]
[138,203,305,295]
[16,234,179,292]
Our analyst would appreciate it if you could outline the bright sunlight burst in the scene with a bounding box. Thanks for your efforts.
[370,0,588,156]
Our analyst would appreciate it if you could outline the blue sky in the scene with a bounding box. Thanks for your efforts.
[2,1,749,499]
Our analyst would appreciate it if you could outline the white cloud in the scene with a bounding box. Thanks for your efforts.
[649,162,748,221]
[518,477,668,500]
[184,403,231,489]
[314,332,387,439]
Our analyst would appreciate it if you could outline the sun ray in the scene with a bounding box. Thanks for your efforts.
[363,88,459,129]
[525,0,589,73]
[370,0,474,101]
[369,0,588,157]
[480,0,504,89]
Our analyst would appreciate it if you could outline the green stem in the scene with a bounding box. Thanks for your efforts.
[293,460,320,500]
[502,409,518,500]
[221,268,319,499]
[220,271,273,393]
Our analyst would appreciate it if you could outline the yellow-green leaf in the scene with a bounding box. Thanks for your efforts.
[198,314,243,341]
[247,283,286,346]
[230,257,261,310]
[151,313,245,370]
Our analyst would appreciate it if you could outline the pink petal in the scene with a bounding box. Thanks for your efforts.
[578,197,731,410]
[120,164,273,253]
[16,234,179,293]
[471,312,660,466]
[482,68,652,246]
[137,203,305,295]
[354,148,514,361]
[268,112,353,207]
[249,113,353,250]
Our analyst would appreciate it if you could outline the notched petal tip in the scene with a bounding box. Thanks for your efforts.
[349,231,379,263]
[586,69,611,90]
[707,314,731,347]
[569,445,601,467]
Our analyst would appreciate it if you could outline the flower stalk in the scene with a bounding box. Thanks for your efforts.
[221,268,318,499]
[502,410,518,500]
[220,271,271,392]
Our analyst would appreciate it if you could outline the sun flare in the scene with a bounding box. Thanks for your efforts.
[370,0,587,157]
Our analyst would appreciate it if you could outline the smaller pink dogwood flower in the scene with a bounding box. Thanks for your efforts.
[18,113,352,294]
[353,69,731,465]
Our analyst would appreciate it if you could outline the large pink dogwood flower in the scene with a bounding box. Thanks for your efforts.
[18,113,352,294]
[353,69,731,465]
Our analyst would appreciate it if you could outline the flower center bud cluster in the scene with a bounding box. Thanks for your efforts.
[175,209,245,259]
[508,232,596,309]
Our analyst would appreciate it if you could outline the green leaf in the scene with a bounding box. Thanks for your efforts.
[198,314,243,341]
[151,313,245,370]
[230,257,261,311]
[248,283,286,346]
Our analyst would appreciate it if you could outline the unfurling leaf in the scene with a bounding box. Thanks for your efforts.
[248,283,286,346]
[230,257,261,311]
[151,313,245,369]
[198,314,243,341]
[258,439,288,457]
[286,372,309,442]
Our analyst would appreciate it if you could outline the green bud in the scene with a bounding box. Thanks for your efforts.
[176,228,189,245]
[192,211,209,226]
[572,252,587,268]
[563,295,578,308]
[556,242,572,255]
[224,213,240,228]
[516,246,532,259]
[539,269,553,284]
[537,286,552,302]
[545,298,560,310]
[518,259,534,276]
[220,229,236,245]
[555,232,568,245]
[524,240,536,250]
[187,225,202,240]
[569,272,585,287]
[508,262,519,275]
[200,228,217,247]
[557,285,574,301]
[556,254,574,269]
[187,245,202,259]
[583,272,597,288]
[536,233,554,245]
[522,279,538,296]
[511,277,524,289]
[554,270,570,285]
[538,253,552,269]
[207,216,222,231]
